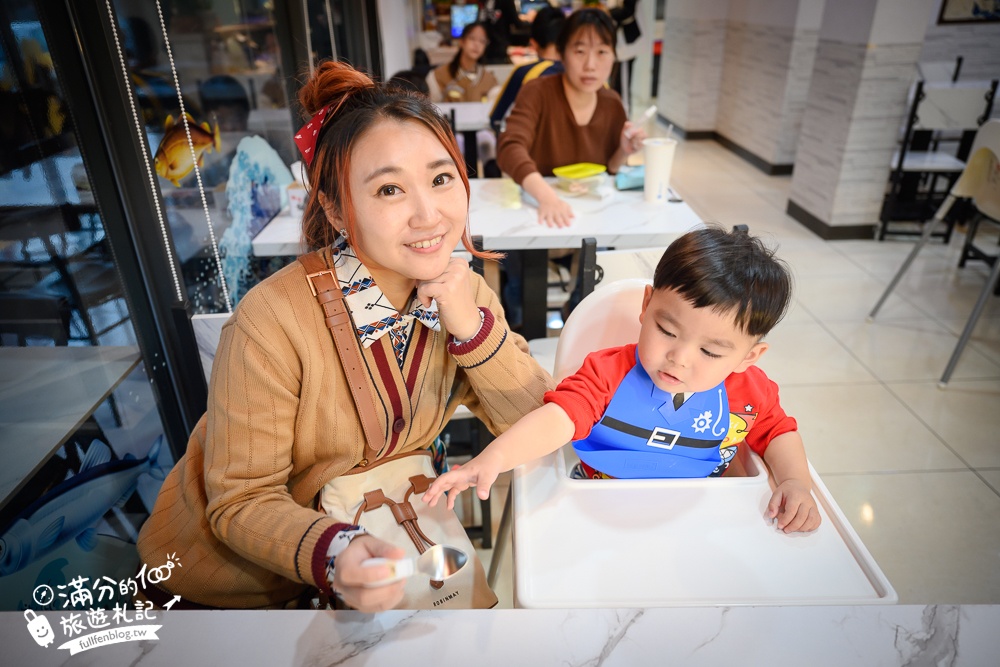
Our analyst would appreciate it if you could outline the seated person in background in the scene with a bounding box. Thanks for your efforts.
[199,74,251,131]
[388,69,430,97]
[489,5,566,132]
[496,7,645,228]
[426,22,500,104]
[425,226,822,535]
[480,0,529,64]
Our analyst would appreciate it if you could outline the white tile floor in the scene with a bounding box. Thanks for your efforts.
[470,137,1000,608]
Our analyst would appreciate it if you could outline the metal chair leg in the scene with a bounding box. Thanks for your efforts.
[869,194,955,321]
[939,246,1000,387]
[487,488,512,589]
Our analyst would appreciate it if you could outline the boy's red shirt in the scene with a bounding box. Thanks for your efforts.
[544,343,797,457]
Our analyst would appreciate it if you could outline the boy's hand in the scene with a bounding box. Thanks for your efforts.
[767,479,821,533]
[423,455,502,510]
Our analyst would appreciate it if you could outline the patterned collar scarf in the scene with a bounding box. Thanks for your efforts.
[330,238,441,366]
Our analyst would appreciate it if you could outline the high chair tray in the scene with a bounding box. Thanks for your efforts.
[511,445,896,608]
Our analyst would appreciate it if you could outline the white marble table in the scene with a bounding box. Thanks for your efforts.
[251,208,304,257]
[3,605,998,665]
[469,179,701,338]
[0,345,141,511]
[467,178,702,250]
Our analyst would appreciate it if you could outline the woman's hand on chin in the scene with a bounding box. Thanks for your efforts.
[416,257,481,340]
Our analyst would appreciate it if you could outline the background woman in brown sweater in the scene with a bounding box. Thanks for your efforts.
[136,61,553,612]
[497,8,647,228]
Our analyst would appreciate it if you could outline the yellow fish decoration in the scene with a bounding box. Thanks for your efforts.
[153,113,221,187]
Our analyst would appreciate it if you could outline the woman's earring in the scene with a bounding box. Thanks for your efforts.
[340,228,348,239]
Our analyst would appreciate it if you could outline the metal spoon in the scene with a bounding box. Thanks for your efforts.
[361,544,468,587]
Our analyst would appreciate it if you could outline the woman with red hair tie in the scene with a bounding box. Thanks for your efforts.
[137,60,553,612]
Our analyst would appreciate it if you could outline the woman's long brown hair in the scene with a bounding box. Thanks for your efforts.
[298,60,499,261]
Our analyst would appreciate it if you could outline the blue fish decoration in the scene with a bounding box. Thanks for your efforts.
[0,436,166,577]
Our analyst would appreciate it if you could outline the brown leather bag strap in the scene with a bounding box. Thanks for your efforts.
[299,250,384,466]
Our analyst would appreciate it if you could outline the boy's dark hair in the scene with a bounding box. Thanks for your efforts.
[653,226,792,338]
[556,7,617,56]
[531,6,566,49]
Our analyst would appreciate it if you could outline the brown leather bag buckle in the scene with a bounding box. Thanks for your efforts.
[306,269,336,296]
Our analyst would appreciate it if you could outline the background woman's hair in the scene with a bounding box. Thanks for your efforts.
[448,22,488,78]
[556,7,617,56]
[297,60,499,260]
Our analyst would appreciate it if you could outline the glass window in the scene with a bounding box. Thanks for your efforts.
[114,0,300,312]
[0,0,171,611]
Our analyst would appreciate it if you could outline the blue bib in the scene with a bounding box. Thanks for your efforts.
[572,350,729,478]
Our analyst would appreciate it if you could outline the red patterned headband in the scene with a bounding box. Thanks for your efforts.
[293,105,330,166]
[294,90,356,166]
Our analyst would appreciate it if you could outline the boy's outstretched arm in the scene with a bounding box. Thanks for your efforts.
[762,431,822,533]
[423,403,576,510]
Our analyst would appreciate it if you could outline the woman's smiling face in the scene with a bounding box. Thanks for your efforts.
[338,118,468,287]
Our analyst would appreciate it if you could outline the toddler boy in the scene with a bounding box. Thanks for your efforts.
[425,226,820,533]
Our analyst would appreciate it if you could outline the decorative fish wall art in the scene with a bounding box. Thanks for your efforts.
[153,113,221,187]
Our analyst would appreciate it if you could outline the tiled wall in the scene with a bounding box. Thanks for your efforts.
[716,22,795,165]
[715,21,818,167]
[920,21,1000,82]
[789,40,921,228]
[658,18,727,132]
[919,21,1000,119]
[776,28,820,164]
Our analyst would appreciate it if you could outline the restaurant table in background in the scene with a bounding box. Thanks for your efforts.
[252,179,703,339]
[0,345,140,513]
[434,101,492,177]
[469,179,703,339]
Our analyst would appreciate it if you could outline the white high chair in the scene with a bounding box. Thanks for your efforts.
[491,280,896,607]
[551,278,650,381]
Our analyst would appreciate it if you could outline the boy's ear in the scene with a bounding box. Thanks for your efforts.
[733,341,768,373]
[639,284,654,325]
